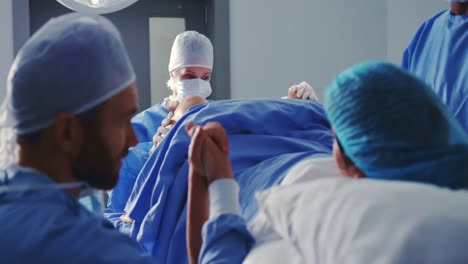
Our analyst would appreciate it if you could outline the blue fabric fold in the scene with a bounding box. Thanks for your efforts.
[105,103,168,234]
[123,99,332,263]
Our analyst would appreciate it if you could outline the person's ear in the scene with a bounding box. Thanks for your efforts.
[347,164,365,179]
[52,113,83,159]
[173,79,180,95]
[333,138,349,176]
[332,137,365,179]
[168,76,178,96]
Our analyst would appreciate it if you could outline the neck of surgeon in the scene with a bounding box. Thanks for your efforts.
[18,140,80,197]
[451,2,468,15]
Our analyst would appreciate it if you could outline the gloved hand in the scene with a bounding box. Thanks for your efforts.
[149,111,176,154]
[119,214,134,224]
[287,81,318,101]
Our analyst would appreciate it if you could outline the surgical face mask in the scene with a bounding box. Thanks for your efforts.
[78,187,106,215]
[175,79,212,102]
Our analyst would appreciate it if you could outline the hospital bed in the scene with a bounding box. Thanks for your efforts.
[108,97,468,263]
[108,98,333,263]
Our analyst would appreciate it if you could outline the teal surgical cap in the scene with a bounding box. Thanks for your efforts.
[325,61,468,189]
[0,13,135,135]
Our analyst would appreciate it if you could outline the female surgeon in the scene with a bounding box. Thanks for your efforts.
[150,31,318,149]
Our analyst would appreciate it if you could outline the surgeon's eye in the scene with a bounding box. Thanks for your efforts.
[202,75,211,81]
[181,74,196,80]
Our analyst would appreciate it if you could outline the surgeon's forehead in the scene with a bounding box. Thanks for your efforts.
[101,83,138,117]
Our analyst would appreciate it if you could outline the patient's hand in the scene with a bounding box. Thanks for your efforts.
[186,121,234,264]
[287,81,318,101]
[186,122,233,184]
[119,214,134,224]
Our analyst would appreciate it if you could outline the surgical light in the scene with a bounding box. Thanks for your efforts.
[88,0,100,7]
[57,0,139,14]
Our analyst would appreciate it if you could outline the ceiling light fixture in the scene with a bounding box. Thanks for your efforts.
[57,0,139,14]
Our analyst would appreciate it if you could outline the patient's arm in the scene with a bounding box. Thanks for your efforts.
[186,123,211,264]
[187,162,210,264]
[186,122,253,264]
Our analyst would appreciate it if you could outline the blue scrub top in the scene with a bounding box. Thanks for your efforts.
[402,10,468,132]
[0,168,155,264]
[105,102,168,233]
[132,102,169,143]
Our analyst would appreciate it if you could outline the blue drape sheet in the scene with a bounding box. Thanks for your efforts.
[124,99,333,263]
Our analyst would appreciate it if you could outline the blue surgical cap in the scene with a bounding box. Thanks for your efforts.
[1,13,135,135]
[325,61,468,189]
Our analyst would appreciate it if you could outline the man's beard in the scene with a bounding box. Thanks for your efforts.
[72,133,126,190]
[72,163,118,190]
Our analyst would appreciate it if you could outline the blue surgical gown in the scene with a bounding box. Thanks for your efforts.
[0,168,155,264]
[105,103,168,233]
[199,214,254,264]
[402,10,467,132]
[132,102,169,143]
[105,142,153,234]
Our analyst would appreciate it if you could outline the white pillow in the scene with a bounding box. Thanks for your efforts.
[243,238,303,264]
[281,156,340,185]
[256,178,468,264]
[244,156,339,263]
[250,155,339,242]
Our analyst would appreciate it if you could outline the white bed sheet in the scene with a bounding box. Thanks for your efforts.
[244,156,468,263]
[244,156,339,264]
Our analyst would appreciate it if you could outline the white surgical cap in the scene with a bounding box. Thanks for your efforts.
[0,13,135,168]
[168,31,213,73]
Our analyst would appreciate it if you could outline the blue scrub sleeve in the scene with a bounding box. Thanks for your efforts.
[105,142,152,234]
[199,214,255,264]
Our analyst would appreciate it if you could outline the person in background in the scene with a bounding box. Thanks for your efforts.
[0,13,155,263]
[402,0,467,132]
[105,31,318,233]
[149,31,319,149]
[185,61,468,263]
[132,31,213,145]
[105,31,216,232]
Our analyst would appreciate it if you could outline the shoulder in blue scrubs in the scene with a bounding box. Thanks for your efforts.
[0,168,155,264]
